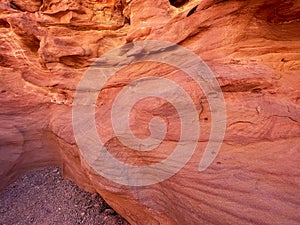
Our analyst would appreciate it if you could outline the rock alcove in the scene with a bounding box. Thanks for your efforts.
[0,0,299,224]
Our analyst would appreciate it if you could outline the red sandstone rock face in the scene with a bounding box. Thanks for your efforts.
[1,0,300,224]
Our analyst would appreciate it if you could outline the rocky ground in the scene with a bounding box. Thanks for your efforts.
[0,167,130,225]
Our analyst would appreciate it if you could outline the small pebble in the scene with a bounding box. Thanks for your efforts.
[104,209,115,215]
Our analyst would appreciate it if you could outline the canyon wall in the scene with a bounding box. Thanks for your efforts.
[0,0,299,224]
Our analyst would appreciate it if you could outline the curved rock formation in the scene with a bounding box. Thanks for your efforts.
[0,0,299,224]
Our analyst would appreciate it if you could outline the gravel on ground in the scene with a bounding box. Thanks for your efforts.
[0,167,130,225]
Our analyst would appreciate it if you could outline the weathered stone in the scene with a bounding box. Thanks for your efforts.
[0,0,299,224]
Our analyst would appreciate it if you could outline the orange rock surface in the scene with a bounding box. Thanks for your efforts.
[0,0,299,224]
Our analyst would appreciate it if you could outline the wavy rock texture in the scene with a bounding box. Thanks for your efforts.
[0,0,300,224]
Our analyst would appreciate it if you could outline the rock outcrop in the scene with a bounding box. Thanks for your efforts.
[0,0,299,224]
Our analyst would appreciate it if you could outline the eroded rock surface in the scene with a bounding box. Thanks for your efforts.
[1,0,300,224]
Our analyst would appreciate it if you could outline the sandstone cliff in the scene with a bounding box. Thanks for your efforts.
[0,0,299,224]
